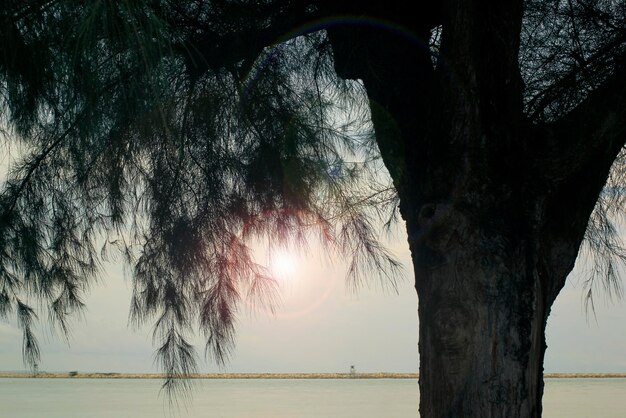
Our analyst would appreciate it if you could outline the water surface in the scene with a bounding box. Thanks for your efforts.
[1,377,624,417]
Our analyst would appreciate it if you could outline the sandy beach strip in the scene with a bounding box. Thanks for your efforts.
[1,372,626,379]
[544,373,626,378]
[0,372,417,379]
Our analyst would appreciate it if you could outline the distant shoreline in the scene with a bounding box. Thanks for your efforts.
[1,372,414,379]
[1,372,626,379]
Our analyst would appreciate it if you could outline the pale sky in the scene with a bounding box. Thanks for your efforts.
[1,139,626,374]
[1,225,625,374]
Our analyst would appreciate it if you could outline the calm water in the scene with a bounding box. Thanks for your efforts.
[1,377,625,417]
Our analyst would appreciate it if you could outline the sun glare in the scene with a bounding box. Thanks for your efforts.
[270,250,297,279]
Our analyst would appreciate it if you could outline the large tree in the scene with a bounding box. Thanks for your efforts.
[1,0,626,416]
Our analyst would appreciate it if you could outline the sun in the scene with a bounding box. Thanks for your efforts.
[270,250,297,278]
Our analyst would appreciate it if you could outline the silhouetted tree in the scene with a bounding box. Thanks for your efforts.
[1,1,625,416]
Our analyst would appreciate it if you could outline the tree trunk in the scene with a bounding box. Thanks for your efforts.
[408,202,562,417]
[322,1,626,416]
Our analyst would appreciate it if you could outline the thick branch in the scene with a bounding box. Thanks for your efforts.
[539,54,626,300]
[439,0,525,132]
[177,0,320,78]
[543,52,626,183]
[320,1,443,217]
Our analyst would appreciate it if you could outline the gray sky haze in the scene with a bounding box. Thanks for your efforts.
[1,230,625,374]
[1,139,625,374]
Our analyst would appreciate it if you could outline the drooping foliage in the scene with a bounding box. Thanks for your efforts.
[0,1,400,395]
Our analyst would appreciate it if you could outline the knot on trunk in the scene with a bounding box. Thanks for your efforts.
[432,304,476,372]
[417,203,467,252]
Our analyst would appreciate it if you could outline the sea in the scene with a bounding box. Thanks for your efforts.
[0,377,624,417]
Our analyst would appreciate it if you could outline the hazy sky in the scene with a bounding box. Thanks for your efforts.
[1,141,626,374]
[1,224,625,374]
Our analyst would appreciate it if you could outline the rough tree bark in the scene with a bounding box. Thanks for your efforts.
[324,0,626,416]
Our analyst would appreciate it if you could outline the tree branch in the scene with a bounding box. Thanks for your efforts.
[439,0,525,129]
[2,114,84,215]
[526,35,626,121]
[539,53,626,299]
[176,0,321,79]
[544,51,626,182]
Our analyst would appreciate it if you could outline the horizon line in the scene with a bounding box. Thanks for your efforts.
[2,371,626,379]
